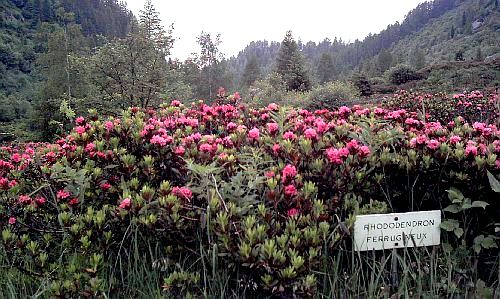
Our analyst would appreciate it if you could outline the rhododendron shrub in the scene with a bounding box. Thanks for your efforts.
[0,97,498,297]
[384,90,499,124]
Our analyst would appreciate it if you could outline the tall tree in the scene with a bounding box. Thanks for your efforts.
[93,33,167,109]
[275,31,311,92]
[195,32,224,99]
[316,52,336,83]
[242,55,261,87]
[139,0,174,55]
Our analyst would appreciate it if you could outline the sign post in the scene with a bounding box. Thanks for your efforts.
[354,210,441,251]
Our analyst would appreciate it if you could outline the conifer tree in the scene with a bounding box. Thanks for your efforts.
[139,0,174,55]
[316,52,335,83]
[276,31,311,92]
[242,55,261,87]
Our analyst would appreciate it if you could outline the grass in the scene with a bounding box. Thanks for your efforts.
[1,230,498,298]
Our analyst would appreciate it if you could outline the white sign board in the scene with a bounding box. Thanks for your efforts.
[354,210,441,251]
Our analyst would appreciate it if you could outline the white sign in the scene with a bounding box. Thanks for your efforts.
[354,210,441,251]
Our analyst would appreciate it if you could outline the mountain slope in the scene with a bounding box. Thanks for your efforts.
[229,0,499,87]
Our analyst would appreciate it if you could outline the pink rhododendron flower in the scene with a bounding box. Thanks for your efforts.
[104,121,114,131]
[85,143,96,152]
[268,103,278,111]
[449,135,461,144]
[18,195,32,205]
[266,122,279,134]
[358,146,371,158]
[314,119,327,133]
[226,122,237,131]
[264,171,275,178]
[326,148,343,165]
[282,165,297,180]
[199,143,213,153]
[35,196,46,206]
[75,126,86,134]
[426,139,440,150]
[172,186,193,201]
[347,139,359,151]
[287,208,299,217]
[174,146,185,156]
[283,131,296,140]
[11,153,21,163]
[465,145,478,156]
[171,100,181,107]
[150,135,167,147]
[8,217,16,225]
[75,117,85,125]
[68,198,79,206]
[272,143,281,153]
[248,128,260,140]
[57,190,70,200]
[119,198,131,210]
[284,185,298,197]
[416,135,427,145]
[304,128,317,139]
[100,182,112,191]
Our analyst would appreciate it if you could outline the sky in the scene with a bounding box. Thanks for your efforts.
[125,0,428,60]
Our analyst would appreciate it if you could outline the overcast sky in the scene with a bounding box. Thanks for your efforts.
[125,0,428,60]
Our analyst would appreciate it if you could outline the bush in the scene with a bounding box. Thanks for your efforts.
[0,95,499,297]
[306,81,360,110]
[386,64,421,85]
[351,73,373,96]
[246,72,309,107]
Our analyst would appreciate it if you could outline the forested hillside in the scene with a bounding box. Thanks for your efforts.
[0,0,134,141]
[229,0,499,86]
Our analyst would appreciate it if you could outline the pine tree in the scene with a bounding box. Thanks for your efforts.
[276,31,311,92]
[242,55,261,87]
[139,0,174,55]
[316,52,335,83]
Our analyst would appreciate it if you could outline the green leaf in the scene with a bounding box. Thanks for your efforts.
[471,201,489,209]
[440,219,459,231]
[473,244,481,254]
[481,236,498,249]
[487,170,500,193]
[443,204,461,213]
[461,199,472,209]
[454,227,464,238]
[447,188,464,202]
[442,242,453,253]
[473,235,485,245]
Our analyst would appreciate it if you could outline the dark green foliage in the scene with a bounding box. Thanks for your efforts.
[316,52,336,83]
[306,81,359,110]
[377,49,393,72]
[276,31,311,92]
[455,50,465,61]
[410,46,426,70]
[242,55,261,87]
[351,73,373,96]
[386,64,420,85]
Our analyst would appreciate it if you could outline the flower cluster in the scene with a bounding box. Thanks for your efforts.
[0,91,498,297]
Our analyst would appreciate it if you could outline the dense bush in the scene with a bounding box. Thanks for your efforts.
[384,90,499,125]
[306,81,360,110]
[386,64,421,85]
[0,92,499,297]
